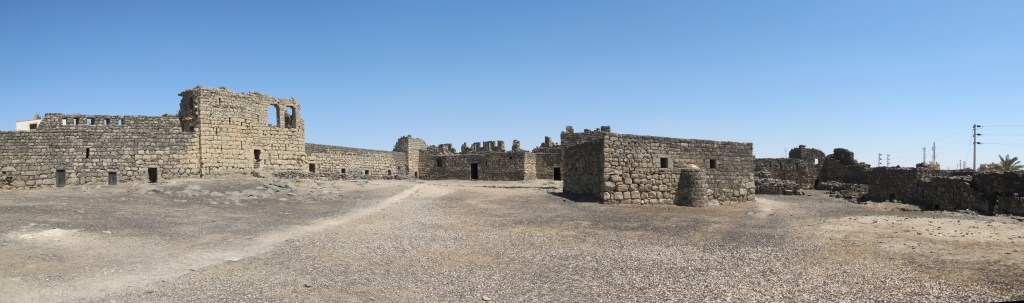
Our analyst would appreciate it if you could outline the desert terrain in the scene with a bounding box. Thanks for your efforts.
[1,178,1022,302]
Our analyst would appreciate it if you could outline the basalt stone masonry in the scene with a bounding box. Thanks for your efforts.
[4,86,762,209]
[562,126,756,205]
[754,146,1024,215]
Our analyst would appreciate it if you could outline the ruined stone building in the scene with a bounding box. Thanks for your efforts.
[2,86,762,208]
[755,146,1024,216]
[0,86,563,189]
[561,126,756,206]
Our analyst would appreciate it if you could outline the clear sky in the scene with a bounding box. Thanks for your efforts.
[2,1,1022,169]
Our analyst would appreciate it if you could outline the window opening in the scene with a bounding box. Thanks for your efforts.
[85,148,90,159]
[553,167,562,181]
[710,159,717,169]
[108,172,117,185]
[148,168,158,183]
[268,105,280,127]
[470,163,479,180]
[660,158,669,168]
[309,164,316,173]
[285,106,296,128]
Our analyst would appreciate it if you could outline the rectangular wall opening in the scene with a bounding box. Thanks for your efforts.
[364,170,370,175]
[471,163,479,180]
[108,172,117,185]
[660,158,669,168]
[29,123,37,130]
[342,168,347,174]
[436,158,443,167]
[254,150,262,168]
[85,148,91,159]
[710,159,717,169]
[553,167,561,181]
[148,168,158,183]
[309,164,316,173]
[268,105,280,127]
[56,169,66,188]
[387,170,392,175]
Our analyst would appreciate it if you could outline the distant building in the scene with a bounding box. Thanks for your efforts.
[15,119,41,131]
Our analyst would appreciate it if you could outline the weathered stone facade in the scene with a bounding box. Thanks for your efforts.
[417,140,537,181]
[0,114,199,189]
[305,144,406,179]
[179,86,306,176]
[562,126,756,205]
[754,145,825,190]
[755,146,1024,216]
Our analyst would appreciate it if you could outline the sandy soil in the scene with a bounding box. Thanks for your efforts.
[0,179,1021,302]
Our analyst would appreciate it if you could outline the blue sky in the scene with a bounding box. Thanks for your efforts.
[2,1,1022,168]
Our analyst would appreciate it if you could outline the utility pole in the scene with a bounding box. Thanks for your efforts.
[932,142,936,164]
[973,124,982,170]
[922,147,926,164]
[878,153,882,167]
[886,154,890,167]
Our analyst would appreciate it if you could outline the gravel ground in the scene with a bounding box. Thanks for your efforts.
[2,178,1022,302]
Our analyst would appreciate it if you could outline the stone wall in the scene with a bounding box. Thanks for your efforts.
[816,147,1024,215]
[562,138,604,199]
[178,86,306,176]
[419,149,536,181]
[754,145,825,189]
[393,135,428,178]
[305,144,406,179]
[1,86,311,190]
[562,127,755,205]
[532,136,562,181]
[0,114,199,189]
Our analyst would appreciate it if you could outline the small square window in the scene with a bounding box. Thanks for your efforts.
[341,168,347,174]
[436,159,443,167]
[660,158,669,168]
[364,170,370,175]
[710,159,717,169]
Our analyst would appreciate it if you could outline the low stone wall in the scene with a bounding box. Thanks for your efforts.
[755,158,818,189]
[755,178,802,195]
[305,144,406,179]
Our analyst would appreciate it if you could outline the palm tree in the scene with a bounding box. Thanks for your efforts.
[997,154,1022,172]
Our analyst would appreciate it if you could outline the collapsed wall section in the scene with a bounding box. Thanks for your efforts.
[305,144,406,178]
[0,114,199,189]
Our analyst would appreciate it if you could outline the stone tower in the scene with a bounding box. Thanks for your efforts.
[178,86,306,176]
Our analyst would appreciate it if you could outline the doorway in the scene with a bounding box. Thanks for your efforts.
[254,150,262,168]
[108,172,117,185]
[553,167,562,181]
[470,163,479,180]
[148,168,158,183]
[56,169,66,188]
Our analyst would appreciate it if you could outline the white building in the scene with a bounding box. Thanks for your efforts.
[15,119,41,131]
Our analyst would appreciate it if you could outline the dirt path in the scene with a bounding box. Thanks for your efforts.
[0,180,420,303]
